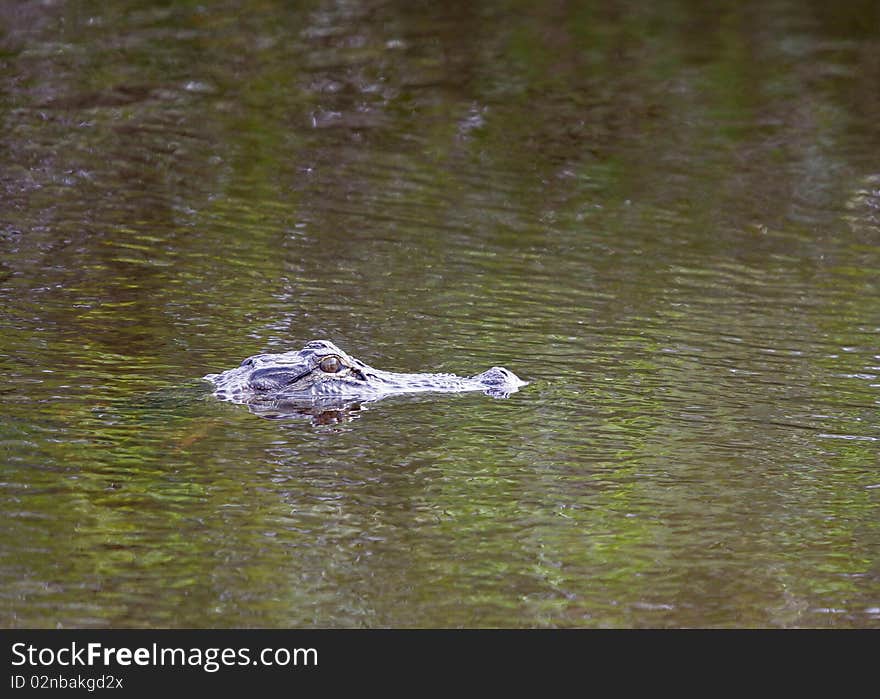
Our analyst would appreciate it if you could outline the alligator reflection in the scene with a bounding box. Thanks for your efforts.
[245,397,365,425]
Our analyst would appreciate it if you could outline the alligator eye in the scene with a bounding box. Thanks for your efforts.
[319,355,343,373]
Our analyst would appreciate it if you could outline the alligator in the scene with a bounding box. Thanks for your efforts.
[204,340,527,410]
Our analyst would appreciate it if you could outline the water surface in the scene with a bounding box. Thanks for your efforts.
[1,0,879,627]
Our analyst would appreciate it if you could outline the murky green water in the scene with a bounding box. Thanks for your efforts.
[2,0,879,628]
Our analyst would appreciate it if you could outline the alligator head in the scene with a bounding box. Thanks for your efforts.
[204,340,527,408]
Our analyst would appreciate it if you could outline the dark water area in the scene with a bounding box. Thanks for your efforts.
[1,0,879,628]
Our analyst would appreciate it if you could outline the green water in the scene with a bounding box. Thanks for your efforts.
[1,0,878,627]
